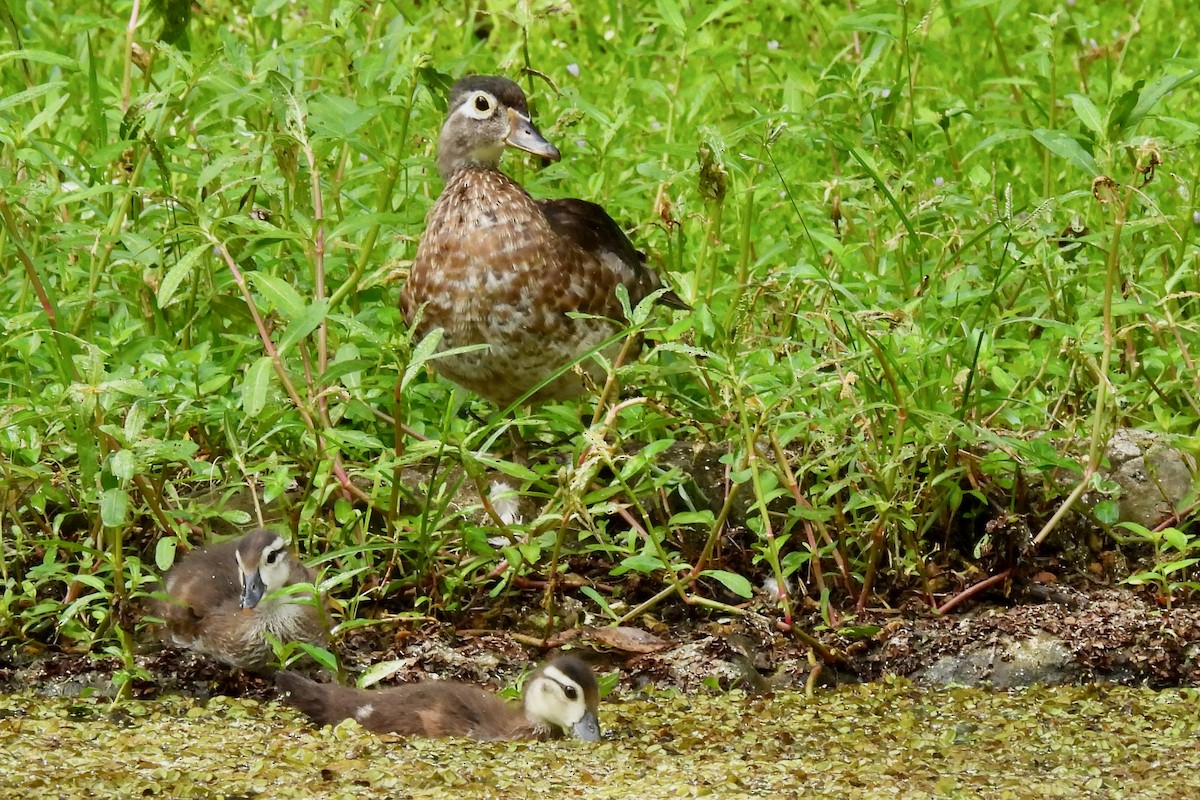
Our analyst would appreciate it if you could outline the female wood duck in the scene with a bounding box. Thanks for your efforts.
[151,528,326,669]
[276,655,601,741]
[400,75,688,408]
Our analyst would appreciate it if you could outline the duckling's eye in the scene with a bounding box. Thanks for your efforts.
[266,551,279,565]
[564,686,578,701]
[474,94,491,113]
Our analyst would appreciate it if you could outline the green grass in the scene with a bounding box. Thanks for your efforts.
[0,0,1198,665]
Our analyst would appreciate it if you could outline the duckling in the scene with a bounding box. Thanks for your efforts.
[151,528,326,669]
[400,75,688,408]
[276,656,601,741]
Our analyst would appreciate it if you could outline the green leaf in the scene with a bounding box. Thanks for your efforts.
[247,272,305,319]
[1068,94,1103,138]
[654,0,686,34]
[100,487,128,527]
[157,245,207,308]
[155,537,178,572]
[1093,499,1120,526]
[698,0,743,29]
[579,586,618,620]
[1163,528,1190,553]
[1116,521,1152,538]
[1030,129,1098,174]
[839,624,883,639]
[0,80,65,113]
[277,300,328,354]
[1159,558,1200,575]
[613,553,666,576]
[325,428,384,451]
[242,356,274,417]
[292,642,338,671]
[669,510,716,526]
[1106,81,1142,137]
[108,449,135,481]
[473,455,540,482]
[700,569,753,598]
[400,328,443,393]
[268,70,309,142]
[1127,70,1200,131]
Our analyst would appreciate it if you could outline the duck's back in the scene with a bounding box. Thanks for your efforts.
[153,539,242,644]
[277,672,538,740]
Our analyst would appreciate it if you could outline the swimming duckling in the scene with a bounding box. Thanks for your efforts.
[151,528,326,669]
[276,656,601,741]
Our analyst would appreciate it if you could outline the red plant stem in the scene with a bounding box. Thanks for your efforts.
[937,568,1013,615]
[770,435,828,596]
[121,0,140,112]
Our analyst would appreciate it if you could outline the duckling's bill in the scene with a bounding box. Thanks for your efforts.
[240,569,266,609]
[505,108,560,161]
[572,709,602,741]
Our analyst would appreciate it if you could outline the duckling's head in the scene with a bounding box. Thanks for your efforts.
[234,529,294,610]
[436,75,561,181]
[522,656,602,741]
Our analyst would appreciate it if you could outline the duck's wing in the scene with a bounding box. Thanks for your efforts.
[538,198,689,313]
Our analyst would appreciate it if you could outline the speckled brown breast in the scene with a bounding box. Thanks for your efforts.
[401,167,656,407]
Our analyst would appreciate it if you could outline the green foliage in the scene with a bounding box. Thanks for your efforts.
[1120,522,1200,605]
[0,0,1198,663]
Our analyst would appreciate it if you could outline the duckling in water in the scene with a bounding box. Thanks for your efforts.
[276,656,601,741]
[150,528,326,669]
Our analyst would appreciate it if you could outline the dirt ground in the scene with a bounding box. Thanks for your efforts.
[3,583,1197,701]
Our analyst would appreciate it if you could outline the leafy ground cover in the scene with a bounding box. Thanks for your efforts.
[0,0,1197,676]
[2,681,1198,798]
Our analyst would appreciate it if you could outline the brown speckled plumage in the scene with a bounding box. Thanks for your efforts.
[150,529,325,669]
[400,76,687,407]
[277,656,602,742]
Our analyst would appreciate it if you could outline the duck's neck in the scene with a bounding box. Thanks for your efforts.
[520,698,560,740]
[436,127,503,181]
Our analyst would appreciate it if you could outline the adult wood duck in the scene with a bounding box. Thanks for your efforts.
[276,655,601,741]
[151,528,326,669]
[400,75,688,408]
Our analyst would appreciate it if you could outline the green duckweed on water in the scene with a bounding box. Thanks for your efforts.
[3,680,1199,799]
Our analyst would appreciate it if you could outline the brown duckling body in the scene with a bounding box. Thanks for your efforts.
[276,656,601,741]
[151,528,325,669]
[400,75,687,408]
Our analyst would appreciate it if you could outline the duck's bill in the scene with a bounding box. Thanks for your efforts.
[505,108,561,161]
[571,710,602,741]
[240,570,266,609]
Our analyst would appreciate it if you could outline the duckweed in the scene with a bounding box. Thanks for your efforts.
[3,681,1198,798]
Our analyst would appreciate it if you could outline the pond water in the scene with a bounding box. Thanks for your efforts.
[2,681,1197,798]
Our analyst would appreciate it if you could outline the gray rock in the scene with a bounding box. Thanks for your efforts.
[1105,428,1197,529]
[915,631,1078,688]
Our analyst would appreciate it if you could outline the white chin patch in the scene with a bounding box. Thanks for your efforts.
[355,703,374,722]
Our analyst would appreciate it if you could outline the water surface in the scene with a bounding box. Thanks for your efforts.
[3,681,1196,798]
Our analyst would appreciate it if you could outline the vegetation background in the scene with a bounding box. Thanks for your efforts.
[0,0,1197,679]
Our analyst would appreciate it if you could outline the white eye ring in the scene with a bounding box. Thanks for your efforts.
[461,91,497,120]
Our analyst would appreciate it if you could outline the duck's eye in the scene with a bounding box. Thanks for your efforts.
[266,551,279,565]
[564,686,578,700]
[474,94,491,113]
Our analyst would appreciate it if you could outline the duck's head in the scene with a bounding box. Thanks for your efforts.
[522,656,602,741]
[436,75,561,180]
[234,529,296,610]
